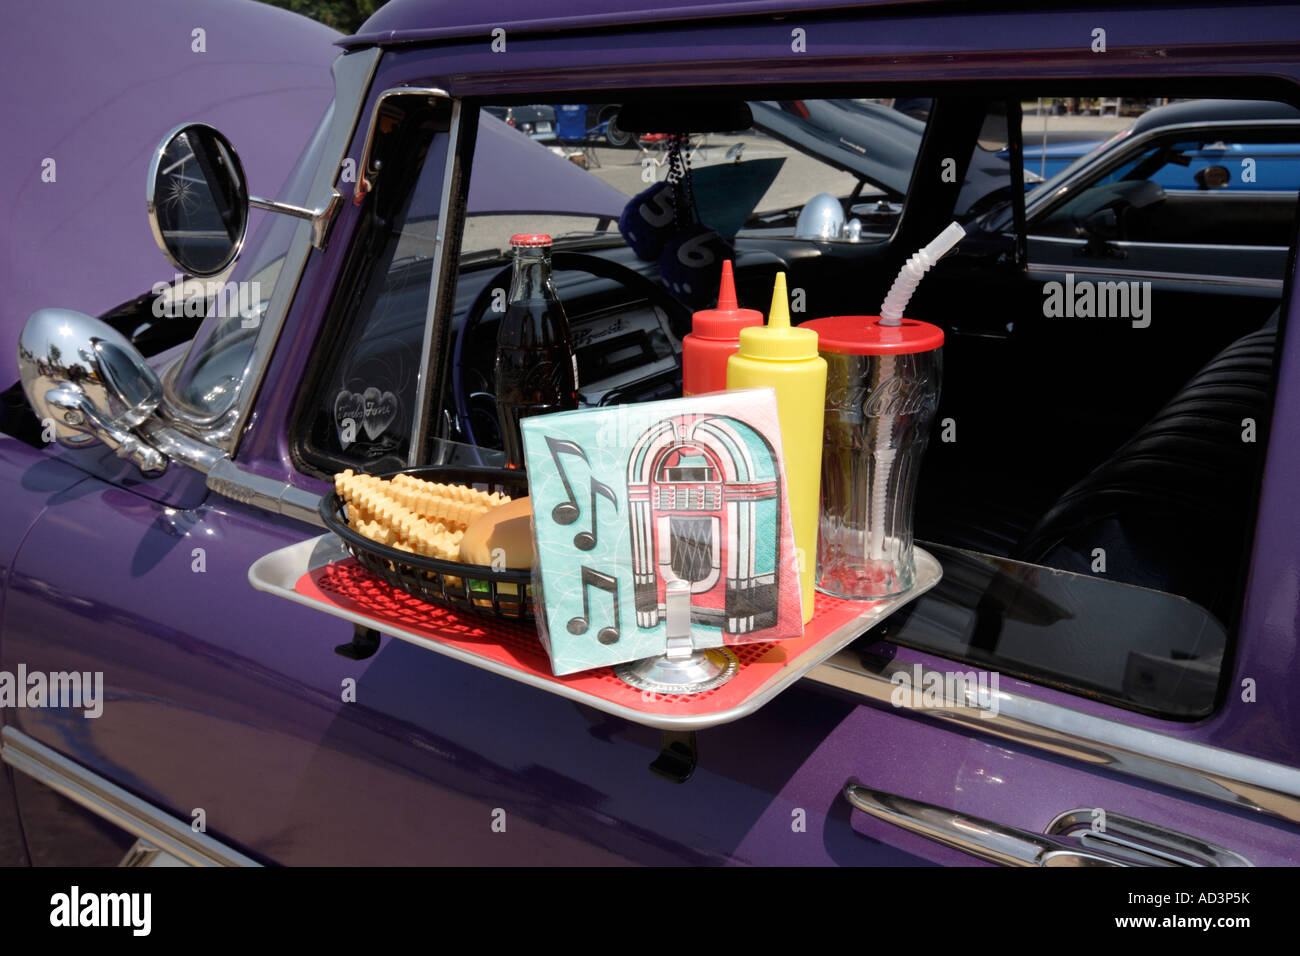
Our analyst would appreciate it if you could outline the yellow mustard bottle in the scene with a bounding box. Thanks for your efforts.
[726,272,826,624]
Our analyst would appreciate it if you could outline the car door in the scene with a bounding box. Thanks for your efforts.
[834,95,1300,865]
[0,68,940,866]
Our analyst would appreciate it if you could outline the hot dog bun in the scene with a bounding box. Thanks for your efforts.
[459,496,536,568]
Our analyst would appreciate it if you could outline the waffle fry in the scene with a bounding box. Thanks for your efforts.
[335,471,502,563]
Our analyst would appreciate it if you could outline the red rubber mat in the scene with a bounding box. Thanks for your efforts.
[298,558,879,718]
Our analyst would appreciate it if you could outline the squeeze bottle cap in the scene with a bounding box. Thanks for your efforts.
[690,260,764,339]
[736,272,819,361]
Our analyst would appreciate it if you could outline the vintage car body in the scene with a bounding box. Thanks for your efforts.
[2,0,1300,866]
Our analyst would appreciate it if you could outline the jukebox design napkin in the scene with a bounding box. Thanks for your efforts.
[520,389,803,675]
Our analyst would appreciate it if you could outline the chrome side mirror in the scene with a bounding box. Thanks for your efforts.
[147,124,251,277]
[147,122,342,271]
[18,309,168,474]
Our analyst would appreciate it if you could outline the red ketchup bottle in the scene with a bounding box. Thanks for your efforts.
[494,234,579,468]
[681,260,763,396]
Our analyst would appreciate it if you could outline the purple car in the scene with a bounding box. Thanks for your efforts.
[2,0,1300,869]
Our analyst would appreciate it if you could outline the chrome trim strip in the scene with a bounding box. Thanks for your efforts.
[805,653,1300,825]
[410,99,468,463]
[1141,189,1300,201]
[205,458,325,528]
[1026,261,1284,290]
[1032,235,1292,254]
[1,728,260,867]
[120,839,187,867]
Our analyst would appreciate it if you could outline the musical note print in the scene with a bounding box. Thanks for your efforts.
[545,435,589,525]
[573,478,617,551]
[567,566,621,645]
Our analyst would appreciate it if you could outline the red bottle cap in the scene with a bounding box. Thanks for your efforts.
[509,234,553,247]
[800,314,944,355]
[691,260,764,339]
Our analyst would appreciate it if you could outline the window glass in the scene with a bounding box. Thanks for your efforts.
[1033,135,1300,247]
[459,99,901,257]
[874,543,1227,718]
[1019,97,1300,247]
[299,111,449,470]
[445,99,922,452]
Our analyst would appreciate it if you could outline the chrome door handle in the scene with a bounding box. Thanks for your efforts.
[843,781,1125,866]
[844,780,1253,867]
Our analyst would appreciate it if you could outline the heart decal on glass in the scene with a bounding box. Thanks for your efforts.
[334,387,399,449]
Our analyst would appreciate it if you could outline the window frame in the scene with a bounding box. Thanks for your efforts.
[289,91,467,479]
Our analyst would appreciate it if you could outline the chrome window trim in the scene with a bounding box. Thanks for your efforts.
[1026,259,1286,291]
[1031,235,1292,254]
[1,727,261,867]
[804,652,1300,826]
[1142,189,1300,200]
[352,86,450,204]
[409,99,467,462]
[159,47,382,450]
[1024,118,1300,224]
[119,839,188,867]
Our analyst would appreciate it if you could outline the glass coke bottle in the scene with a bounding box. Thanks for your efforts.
[494,234,579,467]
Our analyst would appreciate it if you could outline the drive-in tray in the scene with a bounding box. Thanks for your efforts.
[249,535,941,731]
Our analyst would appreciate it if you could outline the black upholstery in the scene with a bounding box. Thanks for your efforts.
[1014,311,1278,621]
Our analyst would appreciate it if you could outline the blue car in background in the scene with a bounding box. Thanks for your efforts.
[980,98,1300,290]
[1017,99,1300,192]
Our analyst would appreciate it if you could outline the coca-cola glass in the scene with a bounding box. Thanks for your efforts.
[802,316,943,599]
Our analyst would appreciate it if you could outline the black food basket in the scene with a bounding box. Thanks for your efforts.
[319,464,534,622]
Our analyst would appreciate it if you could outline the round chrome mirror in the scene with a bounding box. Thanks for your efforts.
[146,123,250,277]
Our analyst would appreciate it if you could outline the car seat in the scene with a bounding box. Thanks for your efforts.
[1013,308,1279,622]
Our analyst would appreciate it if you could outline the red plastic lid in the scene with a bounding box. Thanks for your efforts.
[800,315,944,355]
[509,233,553,247]
[691,260,764,339]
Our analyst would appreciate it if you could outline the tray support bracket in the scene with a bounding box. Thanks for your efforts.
[650,730,698,783]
